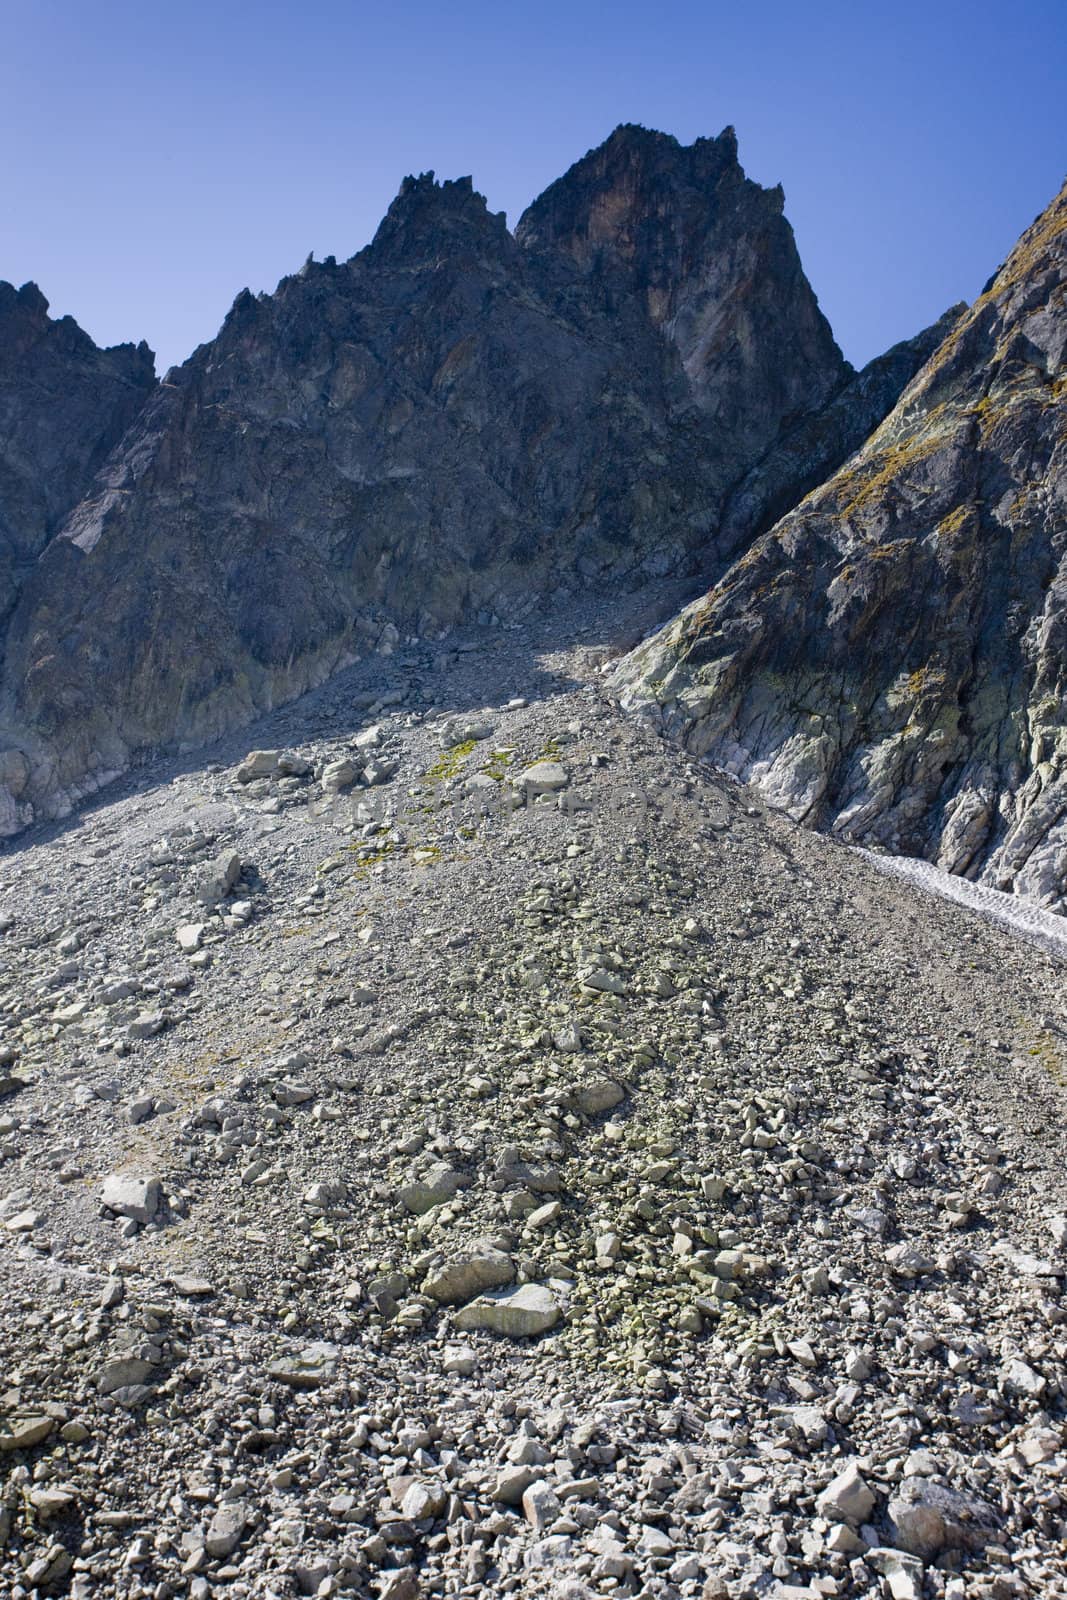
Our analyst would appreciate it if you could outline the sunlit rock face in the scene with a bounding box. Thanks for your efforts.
[615,182,1067,908]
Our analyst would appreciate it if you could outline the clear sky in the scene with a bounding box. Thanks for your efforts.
[2,0,1064,375]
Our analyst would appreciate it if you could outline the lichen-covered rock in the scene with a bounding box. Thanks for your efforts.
[616,180,1067,908]
[713,305,966,559]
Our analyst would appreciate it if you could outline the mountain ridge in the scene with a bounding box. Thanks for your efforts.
[0,125,934,842]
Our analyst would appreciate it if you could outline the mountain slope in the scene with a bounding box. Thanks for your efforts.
[0,127,926,840]
[0,598,1064,1598]
[615,181,1067,908]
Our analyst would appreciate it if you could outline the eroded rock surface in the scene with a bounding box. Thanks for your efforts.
[0,283,155,604]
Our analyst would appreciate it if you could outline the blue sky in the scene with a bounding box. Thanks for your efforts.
[2,0,1064,374]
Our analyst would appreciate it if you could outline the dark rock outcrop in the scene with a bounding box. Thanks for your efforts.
[0,281,155,630]
[713,306,966,559]
[615,182,1067,907]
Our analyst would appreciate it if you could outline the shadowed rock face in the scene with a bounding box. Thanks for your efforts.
[615,182,1067,908]
[516,125,847,461]
[0,281,155,627]
[0,126,923,834]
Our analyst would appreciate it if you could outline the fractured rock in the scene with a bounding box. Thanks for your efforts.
[100,1174,161,1225]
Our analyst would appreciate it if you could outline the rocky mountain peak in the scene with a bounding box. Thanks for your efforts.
[0,281,156,674]
[367,170,513,267]
[0,278,154,372]
[0,280,51,342]
[516,121,747,277]
[518,123,846,435]
[0,128,941,842]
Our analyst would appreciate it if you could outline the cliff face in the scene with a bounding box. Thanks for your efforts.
[0,127,924,836]
[0,280,155,622]
[615,183,1067,908]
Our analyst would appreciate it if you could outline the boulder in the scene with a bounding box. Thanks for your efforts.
[520,761,569,799]
[100,1174,161,1224]
[398,1163,465,1216]
[236,750,280,782]
[816,1462,875,1526]
[454,1283,561,1338]
[423,1243,515,1305]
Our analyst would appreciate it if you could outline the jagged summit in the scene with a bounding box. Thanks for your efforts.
[367,170,513,266]
[0,278,154,365]
[0,280,156,713]
[0,279,51,327]
[516,122,750,270]
[518,121,845,435]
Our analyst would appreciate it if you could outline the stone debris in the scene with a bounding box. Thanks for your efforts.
[0,589,1064,1600]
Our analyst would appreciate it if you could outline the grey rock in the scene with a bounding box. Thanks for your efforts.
[100,1174,161,1224]
[453,1282,561,1337]
[614,179,1067,910]
[168,1276,214,1297]
[442,1343,477,1376]
[816,1462,876,1526]
[573,1078,625,1115]
[0,280,154,830]
[439,717,495,747]
[204,1503,247,1559]
[398,1162,464,1215]
[377,1571,418,1600]
[195,851,242,907]
[422,1242,515,1304]
[273,1080,314,1107]
[520,761,570,799]
[236,750,280,782]
[0,128,875,839]
[0,1414,54,1451]
[266,1341,339,1388]
[95,1358,154,1396]
[321,757,360,793]
[400,1480,447,1521]
[522,1478,562,1533]
[493,1464,539,1504]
